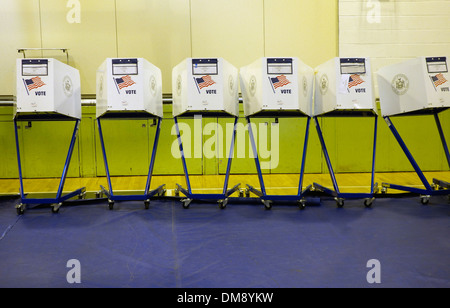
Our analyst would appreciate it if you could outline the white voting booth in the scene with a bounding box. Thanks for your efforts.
[240,57,314,117]
[95,58,165,209]
[172,58,240,208]
[96,58,163,118]
[377,56,450,116]
[313,57,378,207]
[15,58,81,119]
[239,57,314,209]
[314,57,376,116]
[376,56,450,201]
[172,58,239,117]
[14,58,84,214]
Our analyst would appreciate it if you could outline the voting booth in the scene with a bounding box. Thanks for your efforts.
[96,58,163,118]
[172,58,239,117]
[172,58,240,208]
[313,57,378,207]
[314,57,376,116]
[377,56,450,201]
[15,58,81,120]
[14,58,85,214]
[96,58,165,209]
[240,57,314,117]
[239,57,314,209]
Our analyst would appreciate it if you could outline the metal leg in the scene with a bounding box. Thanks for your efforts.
[144,117,162,195]
[434,111,450,169]
[314,116,340,194]
[97,118,114,198]
[174,116,192,195]
[246,117,266,196]
[370,115,378,194]
[383,116,432,191]
[14,119,25,201]
[56,119,80,199]
[297,117,311,196]
[222,117,238,195]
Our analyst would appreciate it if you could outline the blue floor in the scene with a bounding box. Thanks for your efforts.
[0,195,449,288]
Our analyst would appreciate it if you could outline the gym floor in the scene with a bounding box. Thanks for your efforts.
[0,172,449,288]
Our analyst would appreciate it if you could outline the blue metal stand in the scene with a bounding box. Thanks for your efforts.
[381,112,450,204]
[14,118,86,214]
[97,117,166,210]
[245,116,312,209]
[174,116,240,209]
[312,115,378,207]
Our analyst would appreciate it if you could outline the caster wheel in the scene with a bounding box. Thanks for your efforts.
[52,203,62,213]
[108,200,114,210]
[298,200,306,210]
[144,200,150,209]
[336,198,344,208]
[420,195,430,205]
[218,200,227,209]
[239,190,244,198]
[174,188,180,197]
[364,198,374,208]
[381,187,387,194]
[16,204,25,215]
[263,200,272,210]
[182,199,191,209]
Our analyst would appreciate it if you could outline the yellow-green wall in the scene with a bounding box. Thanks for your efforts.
[0,0,338,96]
[1,0,449,180]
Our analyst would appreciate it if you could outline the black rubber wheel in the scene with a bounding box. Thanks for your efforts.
[298,201,306,210]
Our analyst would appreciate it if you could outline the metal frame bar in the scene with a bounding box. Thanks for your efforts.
[382,115,449,196]
[174,116,240,205]
[246,116,312,204]
[97,117,165,205]
[313,115,378,201]
[14,118,85,213]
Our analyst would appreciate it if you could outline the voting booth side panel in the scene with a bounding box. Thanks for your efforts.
[96,59,108,119]
[53,59,81,120]
[221,58,239,117]
[314,58,336,116]
[240,58,264,117]
[297,59,314,117]
[142,60,163,119]
[172,60,188,117]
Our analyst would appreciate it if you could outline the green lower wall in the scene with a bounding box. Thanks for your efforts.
[0,104,449,179]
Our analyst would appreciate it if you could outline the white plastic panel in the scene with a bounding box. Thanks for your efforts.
[172,58,239,117]
[96,58,163,118]
[377,56,450,116]
[15,58,81,119]
[240,57,314,117]
[314,57,376,116]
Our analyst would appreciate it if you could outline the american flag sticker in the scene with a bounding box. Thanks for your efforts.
[23,77,46,94]
[348,74,364,88]
[194,75,216,93]
[269,75,291,92]
[114,75,136,92]
[430,73,447,88]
